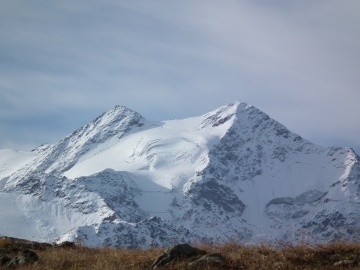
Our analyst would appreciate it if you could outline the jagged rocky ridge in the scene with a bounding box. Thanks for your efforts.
[0,101,359,248]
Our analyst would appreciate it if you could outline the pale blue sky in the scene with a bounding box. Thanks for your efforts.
[1,0,360,154]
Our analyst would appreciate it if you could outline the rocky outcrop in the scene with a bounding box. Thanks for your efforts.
[151,244,206,268]
[4,250,39,268]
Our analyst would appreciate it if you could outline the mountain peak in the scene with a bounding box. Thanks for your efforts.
[91,105,144,127]
[2,101,360,248]
[198,101,256,130]
[10,105,147,177]
[111,104,136,113]
[211,101,250,114]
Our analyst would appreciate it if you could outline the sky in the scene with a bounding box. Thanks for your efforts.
[0,0,359,154]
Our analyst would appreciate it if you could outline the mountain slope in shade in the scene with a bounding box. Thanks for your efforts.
[0,101,359,247]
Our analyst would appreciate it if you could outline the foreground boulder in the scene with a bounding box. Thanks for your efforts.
[151,244,207,268]
[4,249,39,268]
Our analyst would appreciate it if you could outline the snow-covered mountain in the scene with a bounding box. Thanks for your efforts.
[1,101,359,248]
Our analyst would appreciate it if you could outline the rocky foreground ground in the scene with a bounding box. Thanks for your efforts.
[1,236,360,269]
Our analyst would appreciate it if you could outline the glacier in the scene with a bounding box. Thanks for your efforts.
[0,101,359,248]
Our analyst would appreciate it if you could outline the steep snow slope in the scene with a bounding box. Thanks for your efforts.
[0,149,42,179]
[0,101,359,247]
[0,192,40,239]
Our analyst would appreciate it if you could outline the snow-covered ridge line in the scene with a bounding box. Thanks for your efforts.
[0,101,359,247]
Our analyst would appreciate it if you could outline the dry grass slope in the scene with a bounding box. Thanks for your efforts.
[3,241,360,269]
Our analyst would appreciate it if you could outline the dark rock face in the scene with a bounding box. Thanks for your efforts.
[201,104,315,187]
[180,177,250,244]
[266,190,327,208]
[187,179,245,214]
[12,170,146,227]
[65,216,194,249]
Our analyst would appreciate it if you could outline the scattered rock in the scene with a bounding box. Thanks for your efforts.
[4,249,39,268]
[151,243,207,269]
[333,260,356,266]
[188,253,226,266]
